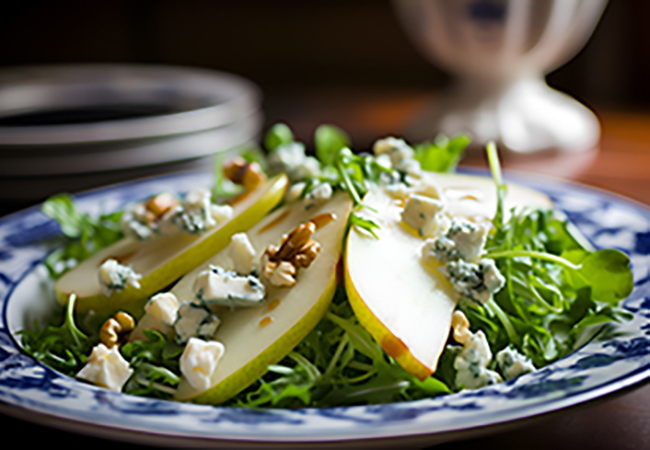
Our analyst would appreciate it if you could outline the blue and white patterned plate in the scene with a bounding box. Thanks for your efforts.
[1,169,650,448]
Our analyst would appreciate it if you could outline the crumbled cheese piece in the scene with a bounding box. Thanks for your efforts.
[481,259,506,294]
[496,346,536,380]
[98,259,142,296]
[145,292,180,326]
[228,232,256,275]
[439,259,505,304]
[156,208,183,236]
[433,220,489,263]
[173,187,217,234]
[413,178,442,200]
[401,194,446,237]
[285,182,307,203]
[180,337,225,391]
[121,205,154,241]
[76,343,133,392]
[454,330,502,390]
[120,193,181,240]
[193,265,266,308]
[174,302,221,344]
[373,137,421,175]
[304,183,332,210]
[210,204,234,225]
[268,142,320,182]
[384,182,413,200]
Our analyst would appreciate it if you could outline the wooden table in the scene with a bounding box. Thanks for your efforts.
[3,89,650,448]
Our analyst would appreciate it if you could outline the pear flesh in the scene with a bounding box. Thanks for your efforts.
[172,191,353,403]
[345,173,552,380]
[54,175,288,316]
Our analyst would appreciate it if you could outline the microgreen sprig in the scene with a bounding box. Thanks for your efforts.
[19,293,92,376]
[41,194,124,279]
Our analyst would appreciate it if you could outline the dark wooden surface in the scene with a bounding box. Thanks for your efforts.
[3,89,650,449]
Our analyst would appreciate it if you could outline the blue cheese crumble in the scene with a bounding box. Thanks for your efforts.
[193,265,266,309]
[422,219,505,304]
[429,220,489,263]
[439,259,505,305]
[303,183,333,210]
[268,142,320,182]
[174,301,221,344]
[496,346,536,380]
[98,259,142,296]
[401,194,448,238]
[454,330,502,390]
[373,137,421,176]
[173,187,217,234]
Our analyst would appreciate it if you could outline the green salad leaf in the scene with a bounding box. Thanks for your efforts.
[225,289,450,408]
[413,133,470,173]
[315,124,351,166]
[457,143,636,368]
[264,123,294,152]
[42,194,123,279]
[121,330,184,398]
[19,294,92,375]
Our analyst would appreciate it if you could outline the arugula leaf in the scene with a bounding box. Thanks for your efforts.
[225,289,450,408]
[486,140,506,228]
[19,294,92,376]
[264,123,294,151]
[121,329,184,399]
[41,194,123,279]
[413,133,470,173]
[315,124,350,166]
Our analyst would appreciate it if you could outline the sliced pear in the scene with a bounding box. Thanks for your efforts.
[55,174,288,317]
[344,173,552,380]
[171,191,352,403]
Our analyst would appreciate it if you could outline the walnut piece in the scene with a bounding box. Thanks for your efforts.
[145,193,179,220]
[451,310,472,345]
[99,312,136,348]
[262,221,321,287]
[223,157,266,191]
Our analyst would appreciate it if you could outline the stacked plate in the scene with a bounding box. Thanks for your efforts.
[0,64,263,213]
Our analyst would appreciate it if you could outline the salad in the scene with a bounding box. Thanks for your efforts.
[19,124,634,408]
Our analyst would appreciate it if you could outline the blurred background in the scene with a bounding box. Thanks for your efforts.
[1,0,649,213]
[1,0,645,144]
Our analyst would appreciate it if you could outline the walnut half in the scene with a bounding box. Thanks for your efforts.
[262,221,321,287]
[99,312,135,348]
[223,157,266,192]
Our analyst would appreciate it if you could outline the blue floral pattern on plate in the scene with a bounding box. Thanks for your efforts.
[1,169,649,446]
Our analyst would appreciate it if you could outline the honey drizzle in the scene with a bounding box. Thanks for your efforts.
[258,316,274,328]
[258,209,291,234]
[264,298,281,313]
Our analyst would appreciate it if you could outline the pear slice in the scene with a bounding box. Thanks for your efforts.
[54,174,288,317]
[344,173,552,380]
[171,191,352,403]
